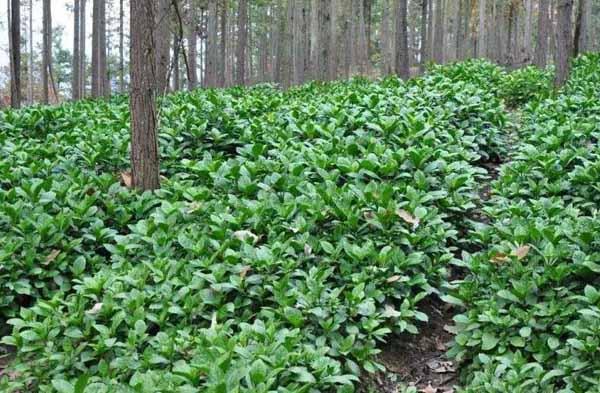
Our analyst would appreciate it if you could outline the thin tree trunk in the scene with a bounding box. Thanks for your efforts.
[555,0,574,87]
[99,0,109,97]
[80,0,86,97]
[92,0,99,96]
[382,0,393,74]
[172,33,180,90]
[396,0,409,79]
[534,0,550,68]
[9,0,21,108]
[328,0,337,80]
[478,0,486,58]
[433,0,444,63]
[206,0,217,86]
[130,0,160,191]
[420,0,428,69]
[310,0,320,80]
[523,0,533,60]
[355,0,368,74]
[73,0,81,100]
[218,0,227,87]
[573,0,590,56]
[42,0,51,104]
[187,0,198,89]
[28,0,33,103]
[236,0,248,85]
[119,0,124,92]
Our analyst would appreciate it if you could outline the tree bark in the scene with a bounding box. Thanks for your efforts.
[155,0,171,95]
[206,0,217,87]
[187,0,198,89]
[28,0,33,103]
[309,0,320,80]
[219,0,227,87]
[119,0,124,92]
[236,0,248,85]
[79,0,86,98]
[433,0,444,63]
[420,0,428,70]
[73,0,81,100]
[477,0,486,58]
[555,0,574,87]
[328,0,338,80]
[573,0,590,56]
[9,0,21,108]
[395,0,409,79]
[534,0,549,68]
[42,0,51,104]
[92,0,107,97]
[130,0,160,191]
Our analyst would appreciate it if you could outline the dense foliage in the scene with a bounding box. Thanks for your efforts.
[449,54,600,393]
[0,54,599,393]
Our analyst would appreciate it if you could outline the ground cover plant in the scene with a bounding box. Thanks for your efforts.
[0,54,599,393]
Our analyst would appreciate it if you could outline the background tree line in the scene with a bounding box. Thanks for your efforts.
[3,0,599,109]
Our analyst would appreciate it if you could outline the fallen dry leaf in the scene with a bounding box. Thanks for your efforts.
[396,209,420,228]
[120,171,132,188]
[420,383,437,393]
[45,249,60,265]
[512,245,531,260]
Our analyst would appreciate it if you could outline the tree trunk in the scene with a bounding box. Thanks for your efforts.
[79,0,86,98]
[9,0,21,108]
[172,33,180,90]
[130,0,160,191]
[573,0,590,56]
[155,0,171,95]
[420,0,428,70]
[395,0,409,79]
[433,0,444,63]
[206,0,217,87]
[555,0,574,87]
[523,0,533,60]
[187,0,198,89]
[28,0,33,103]
[328,0,338,80]
[219,0,227,87]
[42,0,51,104]
[73,0,81,100]
[477,0,486,58]
[534,0,550,68]
[354,0,368,74]
[310,0,320,80]
[119,0,124,92]
[236,0,248,85]
[91,0,97,97]
[293,0,306,84]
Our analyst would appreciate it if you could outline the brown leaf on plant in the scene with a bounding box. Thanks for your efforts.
[363,210,375,220]
[396,209,420,228]
[86,302,103,315]
[45,249,60,265]
[512,245,531,260]
[240,266,251,279]
[490,252,509,264]
[120,171,132,188]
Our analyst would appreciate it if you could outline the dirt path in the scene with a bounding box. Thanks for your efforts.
[365,111,522,393]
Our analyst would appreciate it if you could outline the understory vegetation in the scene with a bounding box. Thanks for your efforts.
[0,54,599,393]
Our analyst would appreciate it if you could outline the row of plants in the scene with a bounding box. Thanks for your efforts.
[0,61,509,392]
[449,54,600,393]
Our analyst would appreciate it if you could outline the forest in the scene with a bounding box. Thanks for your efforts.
[1,0,600,392]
